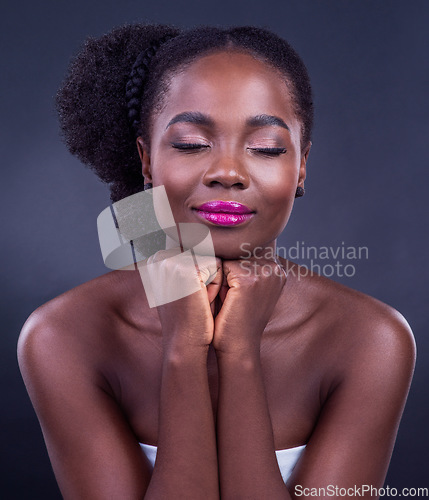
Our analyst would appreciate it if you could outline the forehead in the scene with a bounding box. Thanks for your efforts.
[155,51,298,130]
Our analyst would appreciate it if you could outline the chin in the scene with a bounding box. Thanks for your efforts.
[211,239,267,261]
[213,250,245,260]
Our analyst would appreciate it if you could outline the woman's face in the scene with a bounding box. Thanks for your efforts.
[138,51,310,259]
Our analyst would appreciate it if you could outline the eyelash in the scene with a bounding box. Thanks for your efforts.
[171,142,210,153]
[171,143,287,157]
[248,147,287,157]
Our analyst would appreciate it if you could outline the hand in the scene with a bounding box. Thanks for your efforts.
[138,248,223,354]
[212,257,287,356]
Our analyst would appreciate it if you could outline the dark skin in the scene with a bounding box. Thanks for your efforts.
[18,52,415,499]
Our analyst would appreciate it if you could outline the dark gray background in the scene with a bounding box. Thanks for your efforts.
[2,0,428,497]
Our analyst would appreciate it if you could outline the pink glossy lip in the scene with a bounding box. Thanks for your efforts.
[197,200,253,214]
[193,200,255,226]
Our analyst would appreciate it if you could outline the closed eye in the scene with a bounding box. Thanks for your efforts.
[171,142,210,153]
[248,147,287,157]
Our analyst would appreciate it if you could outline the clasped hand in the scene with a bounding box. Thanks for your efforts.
[148,248,287,356]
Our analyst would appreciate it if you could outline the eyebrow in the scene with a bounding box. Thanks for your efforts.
[166,112,215,129]
[246,114,290,131]
[165,111,290,131]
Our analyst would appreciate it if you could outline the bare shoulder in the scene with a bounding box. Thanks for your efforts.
[19,272,118,342]
[282,265,416,487]
[18,270,145,378]
[17,272,154,497]
[285,261,416,376]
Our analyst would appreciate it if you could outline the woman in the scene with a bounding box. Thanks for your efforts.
[18,24,415,499]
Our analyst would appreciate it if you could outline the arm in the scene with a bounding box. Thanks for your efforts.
[212,260,415,499]
[140,249,221,498]
[18,250,222,499]
[18,309,152,499]
[287,310,416,498]
[217,351,289,499]
[214,258,291,499]
[144,342,218,499]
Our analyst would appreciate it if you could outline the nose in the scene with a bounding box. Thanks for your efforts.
[202,152,250,189]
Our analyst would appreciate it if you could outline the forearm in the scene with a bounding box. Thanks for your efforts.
[145,346,219,499]
[216,350,291,500]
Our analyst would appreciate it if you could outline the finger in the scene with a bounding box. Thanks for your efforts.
[206,262,223,304]
[219,282,229,304]
[221,259,247,288]
[210,294,223,316]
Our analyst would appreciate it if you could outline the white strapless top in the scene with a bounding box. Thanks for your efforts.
[139,442,306,483]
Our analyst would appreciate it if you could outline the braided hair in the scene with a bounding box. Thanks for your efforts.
[56,24,313,202]
[125,33,176,138]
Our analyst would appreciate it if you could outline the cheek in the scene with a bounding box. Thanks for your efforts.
[258,174,297,229]
[151,158,183,190]
[269,190,295,226]
[151,161,195,213]
[258,166,297,204]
